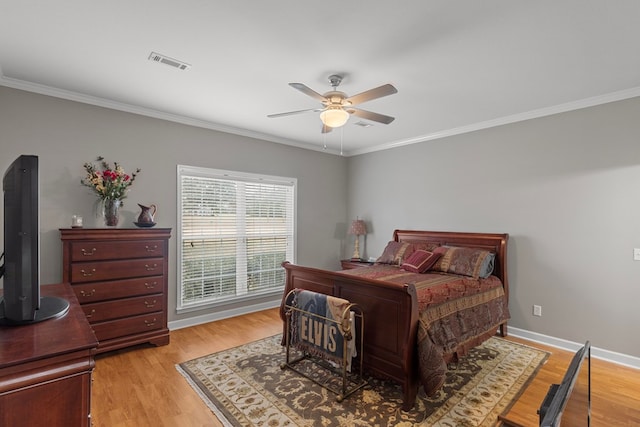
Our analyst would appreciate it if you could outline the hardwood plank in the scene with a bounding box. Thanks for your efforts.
[500,336,640,426]
[91,309,640,426]
[92,308,282,427]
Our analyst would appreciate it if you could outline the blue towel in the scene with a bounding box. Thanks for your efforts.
[287,289,351,362]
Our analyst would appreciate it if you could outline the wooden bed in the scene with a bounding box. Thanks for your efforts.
[280,230,509,410]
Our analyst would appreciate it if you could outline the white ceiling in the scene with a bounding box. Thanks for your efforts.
[2,1,640,156]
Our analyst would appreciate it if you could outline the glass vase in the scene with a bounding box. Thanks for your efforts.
[103,199,121,227]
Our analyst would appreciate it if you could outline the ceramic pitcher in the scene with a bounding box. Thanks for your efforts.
[137,203,157,224]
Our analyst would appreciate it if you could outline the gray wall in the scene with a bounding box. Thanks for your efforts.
[0,86,348,323]
[3,85,639,360]
[348,96,640,359]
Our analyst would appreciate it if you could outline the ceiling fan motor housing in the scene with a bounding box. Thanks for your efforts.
[322,91,349,106]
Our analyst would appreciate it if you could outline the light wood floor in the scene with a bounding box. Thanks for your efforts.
[91,308,640,426]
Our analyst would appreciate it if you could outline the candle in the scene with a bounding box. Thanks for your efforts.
[71,215,83,228]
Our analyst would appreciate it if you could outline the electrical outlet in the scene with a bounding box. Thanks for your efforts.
[634,248,640,261]
[533,305,542,317]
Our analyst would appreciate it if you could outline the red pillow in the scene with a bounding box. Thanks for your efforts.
[401,249,442,273]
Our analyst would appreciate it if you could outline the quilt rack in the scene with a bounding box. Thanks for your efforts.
[281,289,367,402]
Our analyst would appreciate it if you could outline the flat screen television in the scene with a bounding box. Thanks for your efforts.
[539,341,591,427]
[0,154,69,325]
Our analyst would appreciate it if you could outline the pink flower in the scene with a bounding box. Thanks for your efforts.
[81,156,140,203]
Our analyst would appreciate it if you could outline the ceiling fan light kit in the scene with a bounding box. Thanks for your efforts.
[268,74,397,133]
[319,107,350,128]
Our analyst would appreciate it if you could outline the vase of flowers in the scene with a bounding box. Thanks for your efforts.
[81,156,140,227]
[102,198,122,227]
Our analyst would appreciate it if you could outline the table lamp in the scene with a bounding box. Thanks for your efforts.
[348,219,367,261]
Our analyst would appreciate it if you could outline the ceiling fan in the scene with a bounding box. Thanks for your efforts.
[268,75,397,133]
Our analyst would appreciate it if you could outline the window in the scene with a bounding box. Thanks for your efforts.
[177,165,296,311]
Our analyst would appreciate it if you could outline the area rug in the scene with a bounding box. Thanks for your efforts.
[177,335,548,427]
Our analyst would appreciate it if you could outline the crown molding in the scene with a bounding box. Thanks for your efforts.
[0,74,344,156]
[347,86,640,157]
[3,73,639,158]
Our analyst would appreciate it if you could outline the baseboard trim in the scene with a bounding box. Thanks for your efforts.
[170,307,640,370]
[509,327,640,370]
[168,299,281,331]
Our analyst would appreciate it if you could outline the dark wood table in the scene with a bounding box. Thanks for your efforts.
[0,283,98,426]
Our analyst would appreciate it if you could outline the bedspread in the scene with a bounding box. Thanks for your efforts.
[341,264,510,395]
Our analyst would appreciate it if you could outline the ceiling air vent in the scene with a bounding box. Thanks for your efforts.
[354,121,373,128]
[148,52,191,71]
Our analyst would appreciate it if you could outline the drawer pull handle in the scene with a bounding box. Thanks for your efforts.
[144,318,157,327]
[86,309,96,319]
[81,268,96,277]
[80,289,96,297]
[144,300,157,308]
[145,245,158,253]
[144,282,156,289]
[145,263,158,271]
[81,247,97,256]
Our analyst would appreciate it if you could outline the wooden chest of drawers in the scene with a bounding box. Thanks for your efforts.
[61,228,171,354]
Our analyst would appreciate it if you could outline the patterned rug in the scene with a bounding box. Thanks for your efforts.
[177,335,548,427]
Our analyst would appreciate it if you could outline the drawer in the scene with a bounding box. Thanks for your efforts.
[82,294,164,323]
[70,240,165,262]
[73,276,163,303]
[91,313,163,342]
[70,258,164,283]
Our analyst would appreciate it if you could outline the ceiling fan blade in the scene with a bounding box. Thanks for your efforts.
[345,84,397,106]
[267,108,321,118]
[289,83,327,103]
[321,123,333,134]
[349,108,395,124]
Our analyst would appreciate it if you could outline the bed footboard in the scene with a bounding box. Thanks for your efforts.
[280,261,420,410]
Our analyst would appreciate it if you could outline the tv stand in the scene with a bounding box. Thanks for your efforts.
[0,283,98,426]
[0,296,70,326]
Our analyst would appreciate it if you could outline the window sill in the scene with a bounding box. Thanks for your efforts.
[176,288,284,315]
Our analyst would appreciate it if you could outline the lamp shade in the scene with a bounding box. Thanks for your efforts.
[319,107,349,128]
[348,219,367,236]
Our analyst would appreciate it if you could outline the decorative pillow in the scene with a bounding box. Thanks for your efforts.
[406,241,441,252]
[401,249,442,273]
[430,246,496,279]
[376,241,415,265]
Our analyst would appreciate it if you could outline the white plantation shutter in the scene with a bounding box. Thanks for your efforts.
[178,166,296,310]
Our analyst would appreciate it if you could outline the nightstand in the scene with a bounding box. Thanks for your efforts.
[340,259,375,270]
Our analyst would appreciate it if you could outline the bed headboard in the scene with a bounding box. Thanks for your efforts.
[393,229,509,296]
